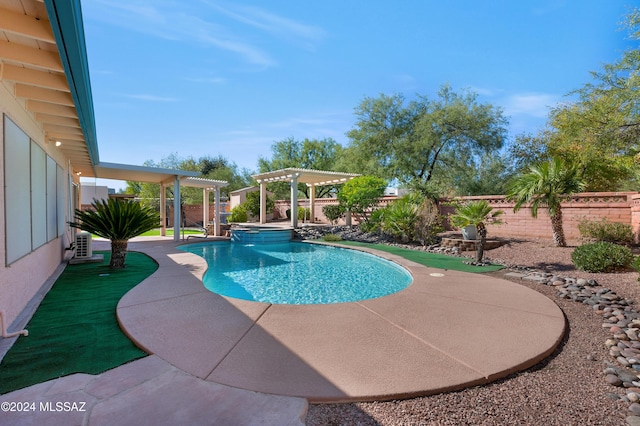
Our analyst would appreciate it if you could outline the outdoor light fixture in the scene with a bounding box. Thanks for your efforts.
[76,171,82,176]
[55,140,62,147]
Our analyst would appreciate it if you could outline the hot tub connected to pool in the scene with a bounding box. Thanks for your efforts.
[230,226,293,244]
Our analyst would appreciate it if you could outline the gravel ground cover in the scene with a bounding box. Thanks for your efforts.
[305,236,639,425]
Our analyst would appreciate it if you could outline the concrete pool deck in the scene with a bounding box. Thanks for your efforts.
[0,235,565,424]
[119,237,565,402]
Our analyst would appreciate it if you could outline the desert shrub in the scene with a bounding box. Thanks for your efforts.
[322,234,343,242]
[571,242,634,273]
[227,205,248,223]
[415,198,444,246]
[244,191,274,217]
[633,256,640,282]
[298,207,310,221]
[577,217,634,245]
[381,196,419,243]
[359,207,385,233]
[322,204,344,225]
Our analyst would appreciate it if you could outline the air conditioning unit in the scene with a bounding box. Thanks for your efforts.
[75,231,93,258]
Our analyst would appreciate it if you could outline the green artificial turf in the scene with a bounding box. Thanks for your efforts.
[138,228,204,237]
[0,251,157,394]
[336,241,504,273]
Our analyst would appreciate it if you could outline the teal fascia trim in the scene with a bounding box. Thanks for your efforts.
[44,0,100,167]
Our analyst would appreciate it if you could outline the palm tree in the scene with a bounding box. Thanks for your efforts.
[450,200,503,263]
[69,198,159,268]
[506,157,585,247]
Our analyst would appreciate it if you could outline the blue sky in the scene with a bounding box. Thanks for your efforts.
[79,1,635,190]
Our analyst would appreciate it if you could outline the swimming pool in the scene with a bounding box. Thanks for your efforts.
[180,241,412,304]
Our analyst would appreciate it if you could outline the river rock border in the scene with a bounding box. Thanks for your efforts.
[500,267,640,424]
[294,226,640,424]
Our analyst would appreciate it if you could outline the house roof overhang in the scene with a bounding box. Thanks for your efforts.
[253,168,360,186]
[0,0,98,176]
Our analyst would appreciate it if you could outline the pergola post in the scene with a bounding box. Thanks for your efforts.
[214,186,221,236]
[160,183,166,236]
[173,176,181,242]
[260,181,267,224]
[203,188,210,231]
[291,175,298,228]
[309,184,316,223]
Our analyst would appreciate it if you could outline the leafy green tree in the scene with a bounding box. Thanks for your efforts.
[69,199,159,268]
[446,151,514,196]
[337,176,387,225]
[243,191,275,217]
[506,157,585,247]
[344,85,508,193]
[450,200,503,263]
[510,8,640,191]
[258,137,345,199]
[125,154,252,211]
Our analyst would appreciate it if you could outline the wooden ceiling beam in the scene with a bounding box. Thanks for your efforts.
[34,113,80,127]
[0,63,68,91]
[43,123,83,136]
[0,6,55,43]
[0,40,63,72]
[26,100,77,118]
[15,83,74,106]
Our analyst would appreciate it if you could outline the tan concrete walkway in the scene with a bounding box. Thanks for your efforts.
[0,236,565,424]
[117,237,564,402]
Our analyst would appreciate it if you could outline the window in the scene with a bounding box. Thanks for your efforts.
[4,115,66,265]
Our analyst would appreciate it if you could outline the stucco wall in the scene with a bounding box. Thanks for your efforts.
[273,192,639,242]
[0,83,75,326]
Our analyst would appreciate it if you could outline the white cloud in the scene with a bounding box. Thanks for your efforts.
[124,94,179,102]
[86,0,326,67]
[502,92,561,118]
[184,76,227,85]
[204,1,326,47]
[86,0,277,67]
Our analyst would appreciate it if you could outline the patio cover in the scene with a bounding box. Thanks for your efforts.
[252,168,359,227]
[94,162,228,240]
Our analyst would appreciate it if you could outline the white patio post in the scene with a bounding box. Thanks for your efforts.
[214,186,221,236]
[309,184,316,223]
[173,176,181,242]
[203,188,210,232]
[160,183,166,236]
[260,180,267,224]
[291,174,298,228]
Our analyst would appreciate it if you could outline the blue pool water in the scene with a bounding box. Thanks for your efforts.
[180,241,412,305]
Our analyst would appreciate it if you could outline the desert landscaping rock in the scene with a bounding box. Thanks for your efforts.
[304,233,639,425]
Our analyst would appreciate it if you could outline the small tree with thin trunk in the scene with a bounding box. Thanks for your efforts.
[69,198,159,268]
[337,176,387,225]
[506,157,585,247]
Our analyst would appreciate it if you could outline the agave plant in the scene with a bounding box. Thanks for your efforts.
[450,200,503,263]
[69,198,159,268]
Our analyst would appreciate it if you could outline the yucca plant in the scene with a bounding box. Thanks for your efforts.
[69,198,159,268]
[450,200,503,263]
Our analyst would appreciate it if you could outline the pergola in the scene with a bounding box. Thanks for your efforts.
[94,162,228,241]
[252,168,360,227]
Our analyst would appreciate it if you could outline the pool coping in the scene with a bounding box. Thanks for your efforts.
[114,236,566,403]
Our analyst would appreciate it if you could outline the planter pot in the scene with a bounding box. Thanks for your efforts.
[461,225,477,241]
